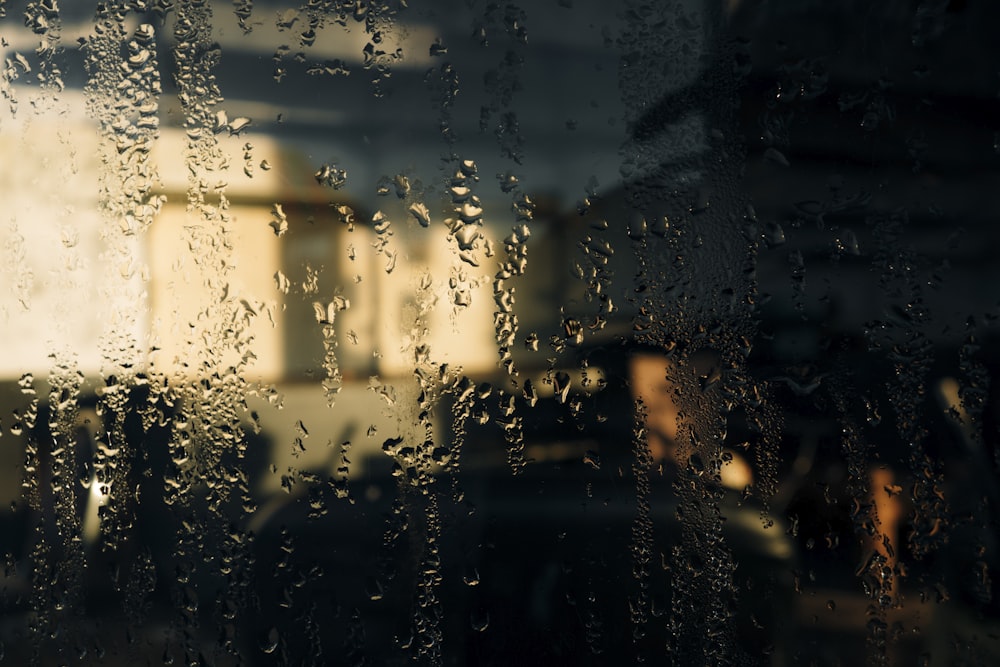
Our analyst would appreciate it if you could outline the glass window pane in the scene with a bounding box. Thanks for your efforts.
[1,0,998,664]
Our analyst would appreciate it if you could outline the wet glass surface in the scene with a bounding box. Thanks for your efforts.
[1,0,999,664]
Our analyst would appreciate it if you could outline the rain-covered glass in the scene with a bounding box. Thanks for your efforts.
[1,0,999,664]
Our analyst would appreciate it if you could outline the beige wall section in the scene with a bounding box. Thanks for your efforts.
[372,208,498,379]
[145,127,290,381]
[424,231,498,375]
[0,92,146,380]
[146,202,283,381]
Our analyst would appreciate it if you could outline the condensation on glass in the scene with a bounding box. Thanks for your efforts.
[1,0,998,665]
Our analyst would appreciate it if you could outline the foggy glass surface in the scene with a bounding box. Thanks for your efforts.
[1,0,999,665]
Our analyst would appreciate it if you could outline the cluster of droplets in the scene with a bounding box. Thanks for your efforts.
[16,371,67,655]
[731,205,783,517]
[71,11,171,650]
[865,209,946,562]
[270,1,403,93]
[619,2,776,659]
[23,0,64,103]
[314,294,350,405]
[382,434,447,664]
[491,175,532,375]
[156,2,268,663]
[787,249,807,317]
[370,209,398,274]
[444,374,476,493]
[91,374,137,553]
[292,161,354,407]
[617,0,708,197]
[15,20,89,622]
[85,10,165,380]
[442,160,489,318]
[232,0,253,34]
[263,544,330,661]
[481,174,533,471]
[374,276,486,664]
[957,319,991,460]
[2,207,32,318]
[826,384,900,664]
[424,42,459,146]
[405,489,444,662]
[652,345,744,665]
[570,213,619,341]
[445,160,487,269]
[269,3,332,83]
[354,0,405,95]
[16,375,40,490]
[628,403,654,649]
[474,1,528,163]
[858,551,897,667]
[1,46,28,116]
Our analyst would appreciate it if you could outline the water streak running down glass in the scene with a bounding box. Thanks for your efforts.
[1,0,999,664]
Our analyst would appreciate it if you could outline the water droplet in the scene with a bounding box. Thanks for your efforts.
[312,301,336,325]
[135,23,155,44]
[430,39,447,56]
[228,116,251,135]
[393,174,411,198]
[553,372,571,404]
[213,110,229,133]
[470,609,489,632]
[498,171,519,193]
[409,202,431,227]
[763,147,790,167]
[13,53,30,73]
[372,210,392,235]
[463,568,480,586]
[270,203,288,236]
[865,397,882,426]
[627,214,647,239]
[277,9,299,29]
[315,164,347,188]
[562,318,584,345]
[367,577,384,601]
[459,202,483,223]
[126,43,152,69]
[838,228,860,256]
[512,194,534,221]
[382,436,404,457]
[455,224,480,250]
[261,627,279,654]
[763,221,786,248]
[431,446,453,465]
[333,205,355,232]
[651,215,669,237]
